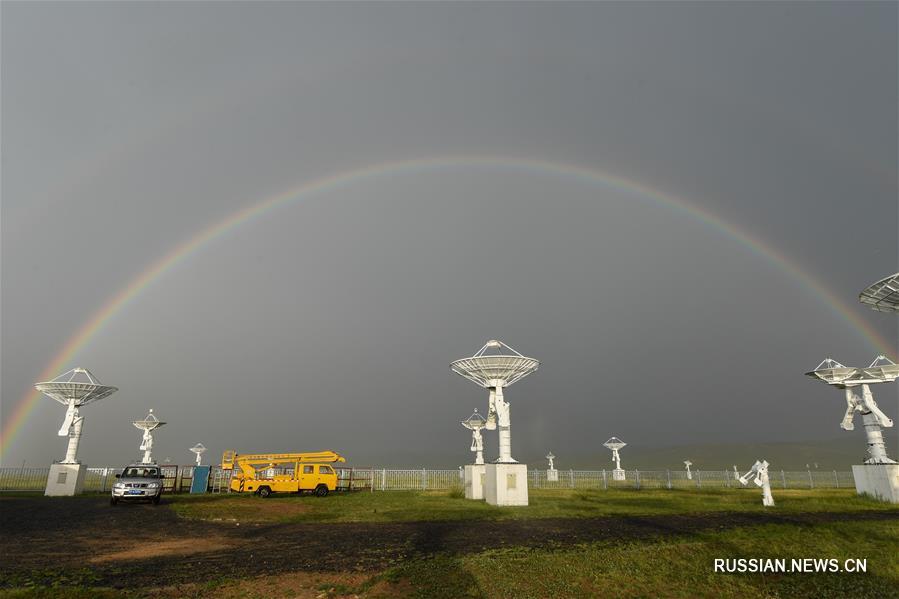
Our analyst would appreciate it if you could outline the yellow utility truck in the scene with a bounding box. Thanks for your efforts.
[221,450,346,497]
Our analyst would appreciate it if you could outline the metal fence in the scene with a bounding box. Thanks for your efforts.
[0,466,855,493]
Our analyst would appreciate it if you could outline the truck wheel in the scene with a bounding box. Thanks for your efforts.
[315,484,329,497]
[258,486,272,498]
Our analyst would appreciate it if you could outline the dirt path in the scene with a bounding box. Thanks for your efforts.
[2,496,897,589]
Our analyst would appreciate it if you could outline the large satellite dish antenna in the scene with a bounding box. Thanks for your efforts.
[35,368,118,464]
[451,340,538,464]
[190,443,207,466]
[133,409,166,464]
[859,272,899,313]
[603,437,627,480]
[806,357,896,464]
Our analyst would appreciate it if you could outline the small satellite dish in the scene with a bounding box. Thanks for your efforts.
[604,437,626,479]
[546,452,556,470]
[133,409,166,464]
[738,460,774,506]
[35,368,118,464]
[461,409,487,465]
[190,443,207,466]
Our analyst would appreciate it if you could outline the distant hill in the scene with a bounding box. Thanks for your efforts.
[355,435,898,471]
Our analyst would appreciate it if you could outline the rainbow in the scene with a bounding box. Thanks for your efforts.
[2,156,894,461]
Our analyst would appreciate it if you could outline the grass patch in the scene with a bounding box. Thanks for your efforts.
[378,519,899,598]
[168,488,898,524]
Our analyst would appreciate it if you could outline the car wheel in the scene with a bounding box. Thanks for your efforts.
[152,495,161,505]
[110,497,118,506]
[258,486,272,498]
[315,484,329,497]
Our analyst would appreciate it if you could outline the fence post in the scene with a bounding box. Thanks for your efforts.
[602,469,607,490]
[635,470,640,490]
[781,470,787,489]
[422,468,427,491]
[833,470,839,488]
[697,470,702,489]
[666,469,671,490]
[808,469,814,489]
[569,469,575,489]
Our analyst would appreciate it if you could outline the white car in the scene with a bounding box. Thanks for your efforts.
[111,464,165,505]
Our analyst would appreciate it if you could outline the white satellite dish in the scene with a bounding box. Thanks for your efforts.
[806,356,896,465]
[451,340,539,464]
[859,272,899,313]
[190,443,207,466]
[133,409,166,464]
[461,409,487,465]
[546,452,556,471]
[739,460,774,506]
[604,437,627,480]
[35,368,118,464]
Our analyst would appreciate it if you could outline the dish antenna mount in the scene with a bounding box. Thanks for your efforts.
[451,340,539,463]
[35,368,118,464]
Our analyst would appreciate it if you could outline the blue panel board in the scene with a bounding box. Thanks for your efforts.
[190,466,210,494]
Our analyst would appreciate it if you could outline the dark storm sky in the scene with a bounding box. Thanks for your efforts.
[2,2,896,467]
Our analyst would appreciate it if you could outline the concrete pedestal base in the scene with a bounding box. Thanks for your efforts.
[547,469,559,482]
[485,463,528,506]
[45,463,86,496]
[852,464,899,503]
[612,469,625,481]
[464,464,486,500]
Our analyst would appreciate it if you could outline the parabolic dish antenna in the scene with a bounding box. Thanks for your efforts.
[805,358,859,385]
[133,409,166,464]
[451,340,539,464]
[859,272,899,313]
[461,409,488,465]
[861,356,899,382]
[450,340,539,388]
[603,437,627,452]
[190,443,207,466]
[35,368,119,408]
[35,368,118,464]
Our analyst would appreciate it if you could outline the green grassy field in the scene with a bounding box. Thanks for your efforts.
[2,489,897,598]
[168,487,898,524]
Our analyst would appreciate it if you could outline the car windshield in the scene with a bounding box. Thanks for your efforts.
[123,467,159,478]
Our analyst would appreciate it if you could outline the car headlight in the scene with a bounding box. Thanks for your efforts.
[113,482,125,488]
[148,482,159,488]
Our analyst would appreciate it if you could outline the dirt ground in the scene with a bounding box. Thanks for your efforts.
[1,495,897,590]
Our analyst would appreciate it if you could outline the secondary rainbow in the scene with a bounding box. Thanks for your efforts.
[2,155,894,460]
